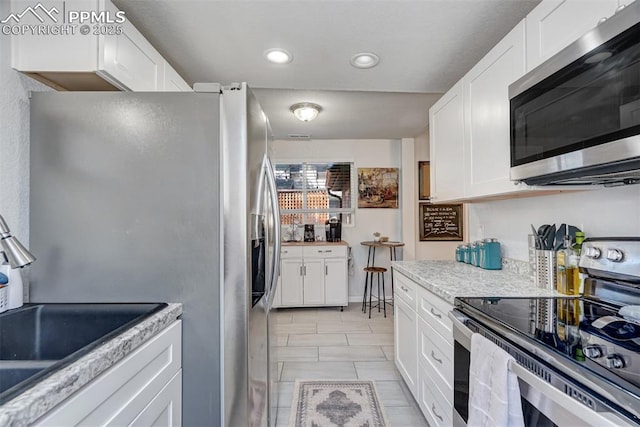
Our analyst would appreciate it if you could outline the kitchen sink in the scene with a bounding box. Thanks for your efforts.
[0,303,166,401]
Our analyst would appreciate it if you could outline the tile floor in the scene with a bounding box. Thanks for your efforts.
[272,302,429,426]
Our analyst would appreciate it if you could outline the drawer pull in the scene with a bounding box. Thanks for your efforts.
[431,351,443,364]
[430,307,442,319]
[400,285,409,292]
[318,249,333,253]
[432,404,444,422]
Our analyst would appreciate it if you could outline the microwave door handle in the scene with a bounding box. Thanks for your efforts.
[264,155,281,306]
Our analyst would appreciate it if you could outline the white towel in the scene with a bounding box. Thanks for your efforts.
[468,333,525,427]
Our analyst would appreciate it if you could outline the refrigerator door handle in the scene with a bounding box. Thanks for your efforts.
[263,155,281,305]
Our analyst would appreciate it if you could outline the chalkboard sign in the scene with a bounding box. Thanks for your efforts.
[419,203,463,241]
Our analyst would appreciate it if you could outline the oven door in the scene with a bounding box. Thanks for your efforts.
[450,310,634,427]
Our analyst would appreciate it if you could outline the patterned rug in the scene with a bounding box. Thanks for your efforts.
[289,380,390,427]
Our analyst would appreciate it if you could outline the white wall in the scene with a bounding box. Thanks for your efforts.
[468,185,640,261]
[0,1,51,250]
[413,128,464,260]
[272,139,404,301]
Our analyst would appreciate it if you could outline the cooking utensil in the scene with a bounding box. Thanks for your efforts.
[543,224,556,250]
[531,224,543,249]
[555,224,567,250]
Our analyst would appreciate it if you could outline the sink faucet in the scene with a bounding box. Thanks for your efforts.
[0,214,36,268]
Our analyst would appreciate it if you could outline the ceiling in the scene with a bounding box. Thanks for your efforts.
[112,0,540,140]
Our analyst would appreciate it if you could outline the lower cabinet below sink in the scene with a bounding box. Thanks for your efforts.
[34,320,182,426]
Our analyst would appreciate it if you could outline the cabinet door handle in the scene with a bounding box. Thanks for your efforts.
[432,404,444,422]
[430,308,442,319]
[304,266,307,275]
[431,351,443,364]
[325,265,328,275]
[300,265,303,276]
[400,285,409,292]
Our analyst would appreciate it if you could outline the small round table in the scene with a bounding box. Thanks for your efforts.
[360,241,405,315]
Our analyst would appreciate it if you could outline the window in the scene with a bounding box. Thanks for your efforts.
[275,162,354,229]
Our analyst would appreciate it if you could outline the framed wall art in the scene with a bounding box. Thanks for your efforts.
[357,167,399,208]
[419,203,463,241]
[418,161,430,200]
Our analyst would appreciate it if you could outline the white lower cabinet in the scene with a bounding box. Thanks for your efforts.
[273,245,348,308]
[394,271,454,425]
[35,320,182,426]
[394,297,417,396]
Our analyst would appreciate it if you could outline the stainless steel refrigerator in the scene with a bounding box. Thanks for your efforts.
[28,83,281,427]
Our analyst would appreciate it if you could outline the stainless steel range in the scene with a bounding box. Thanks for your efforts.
[450,238,640,426]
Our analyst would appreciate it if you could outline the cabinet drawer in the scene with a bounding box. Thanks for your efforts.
[281,246,303,258]
[417,362,453,427]
[302,245,347,258]
[417,286,453,341]
[394,272,417,311]
[418,317,453,404]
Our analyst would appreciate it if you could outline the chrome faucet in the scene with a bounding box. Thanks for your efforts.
[0,214,36,268]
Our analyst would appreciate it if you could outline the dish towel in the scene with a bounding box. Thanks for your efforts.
[468,333,525,427]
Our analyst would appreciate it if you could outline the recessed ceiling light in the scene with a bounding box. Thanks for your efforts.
[350,52,380,69]
[290,103,322,122]
[264,48,293,64]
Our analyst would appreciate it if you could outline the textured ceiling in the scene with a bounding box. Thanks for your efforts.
[113,0,541,139]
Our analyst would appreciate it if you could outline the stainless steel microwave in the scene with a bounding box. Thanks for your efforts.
[509,1,640,186]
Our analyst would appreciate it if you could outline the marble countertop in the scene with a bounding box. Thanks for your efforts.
[392,260,558,304]
[0,303,182,426]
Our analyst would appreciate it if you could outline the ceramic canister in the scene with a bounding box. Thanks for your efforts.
[483,238,502,270]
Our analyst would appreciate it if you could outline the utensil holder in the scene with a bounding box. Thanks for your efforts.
[534,250,556,290]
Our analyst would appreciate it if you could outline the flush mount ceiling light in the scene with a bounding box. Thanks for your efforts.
[264,48,293,64]
[290,103,322,122]
[350,52,380,69]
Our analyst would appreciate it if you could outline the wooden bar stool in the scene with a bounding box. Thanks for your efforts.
[362,266,387,318]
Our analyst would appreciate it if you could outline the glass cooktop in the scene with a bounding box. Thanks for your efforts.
[456,296,640,388]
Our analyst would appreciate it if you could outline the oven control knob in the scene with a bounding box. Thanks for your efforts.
[606,249,624,262]
[585,247,601,259]
[605,354,625,369]
[584,345,603,359]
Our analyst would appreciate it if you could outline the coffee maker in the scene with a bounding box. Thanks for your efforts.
[325,217,342,242]
[304,224,315,242]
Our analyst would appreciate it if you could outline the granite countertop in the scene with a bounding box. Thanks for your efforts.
[282,241,349,246]
[0,303,182,426]
[392,260,558,304]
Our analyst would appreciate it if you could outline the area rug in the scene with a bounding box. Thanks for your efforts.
[289,380,390,427]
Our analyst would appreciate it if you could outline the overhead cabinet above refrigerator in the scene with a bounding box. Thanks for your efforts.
[11,0,191,91]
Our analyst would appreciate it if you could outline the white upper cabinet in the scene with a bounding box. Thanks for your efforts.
[429,80,466,202]
[11,0,190,91]
[97,0,164,91]
[163,61,192,91]
[525,0,620,71]
[464,21,527,198]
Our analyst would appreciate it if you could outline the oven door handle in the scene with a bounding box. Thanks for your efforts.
[449,310,473,350]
